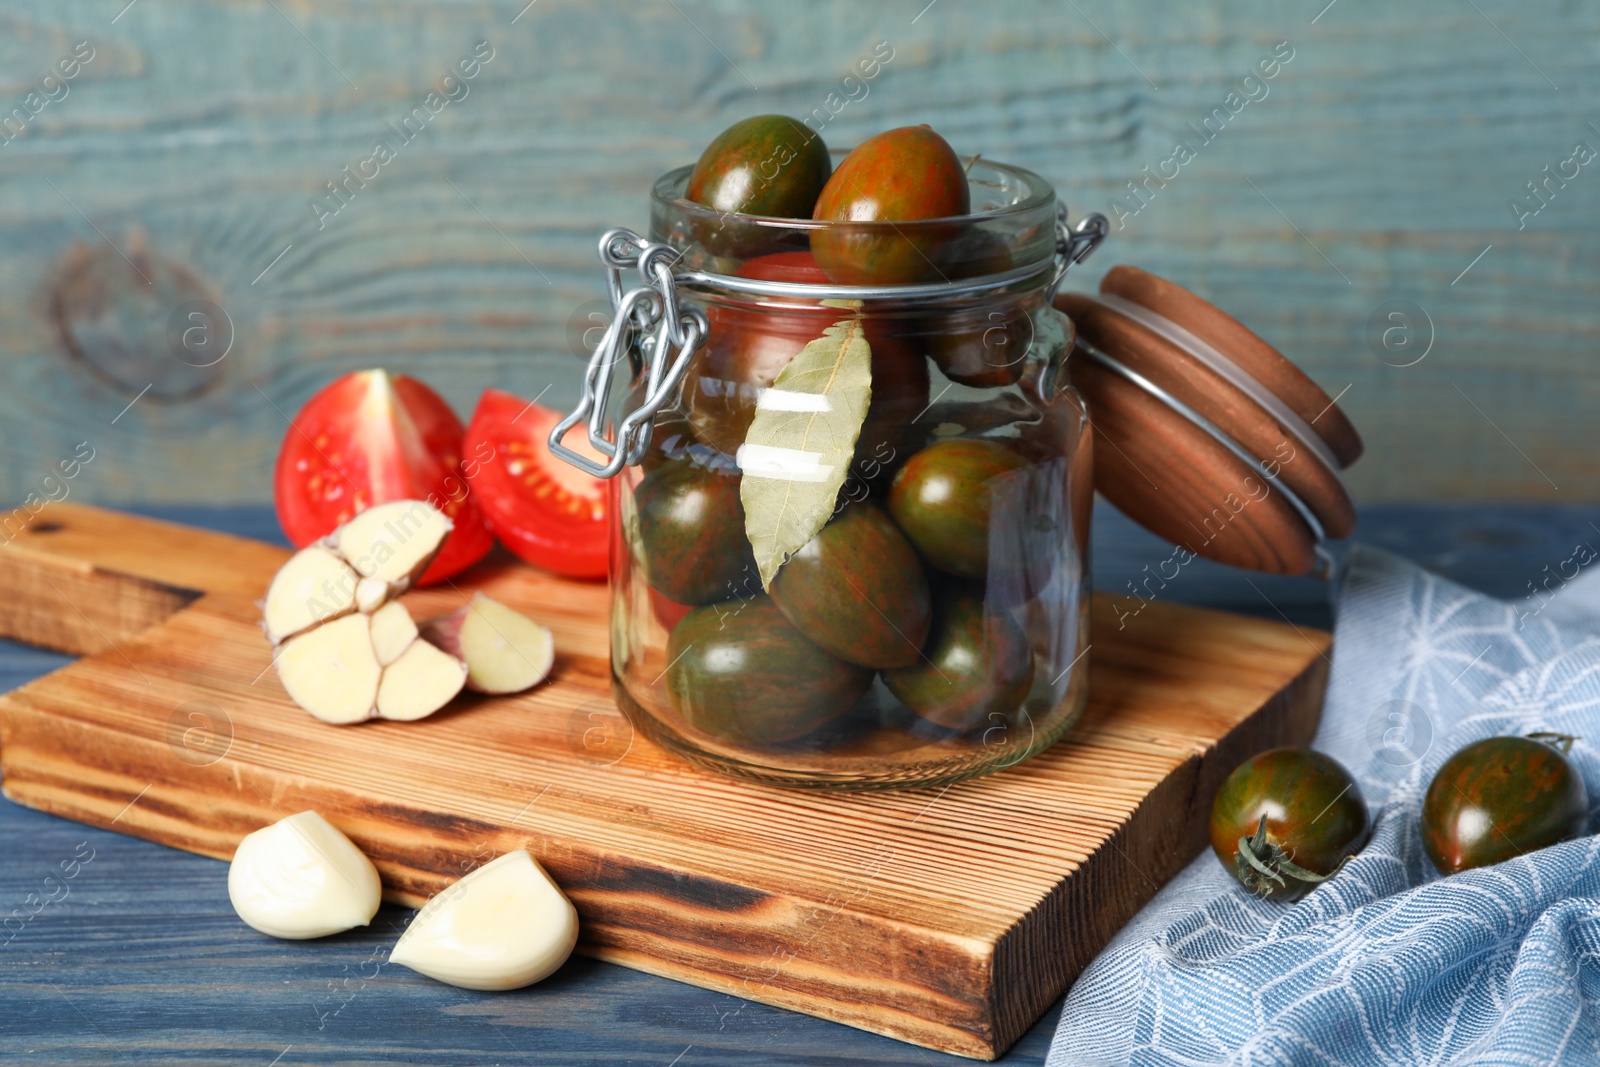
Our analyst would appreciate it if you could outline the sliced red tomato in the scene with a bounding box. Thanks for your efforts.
[463,389,610,580]
[273,369,495,585]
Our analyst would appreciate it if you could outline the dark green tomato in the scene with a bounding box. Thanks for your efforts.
[1422,734,1588,875]
[642,408,691,472]
[811,125,970,285]
[1209,747,1369,902]
[688,116,832,212]
[687,115,831,217]
[769,504,931,669]
[681,252,929,478]
[683,254,839,455]
[882,584,1033,730]
[635,459,756,605]
[938,225,1014,281]
[665,595,873,745]
[686,116,832,256]
[888,438,1028,579]
[925,299,1035,388]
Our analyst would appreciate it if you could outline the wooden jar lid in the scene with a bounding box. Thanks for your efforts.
[1055,265,1362,576]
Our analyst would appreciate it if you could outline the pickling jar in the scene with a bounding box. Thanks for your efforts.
[551,158,1107,789]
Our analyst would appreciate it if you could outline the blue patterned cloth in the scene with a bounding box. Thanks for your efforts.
[1048,545,1600,1066]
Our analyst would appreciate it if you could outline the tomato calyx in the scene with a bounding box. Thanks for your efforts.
[1527,731,1578,755]
[1234,814,1348,897]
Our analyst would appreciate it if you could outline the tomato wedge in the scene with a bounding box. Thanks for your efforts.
[463,389,610,579]
[273,370,495,585]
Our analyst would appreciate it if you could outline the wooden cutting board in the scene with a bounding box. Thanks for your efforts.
[0,504,1329,1060]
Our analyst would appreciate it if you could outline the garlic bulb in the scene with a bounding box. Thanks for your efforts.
[390,850,578,990]
[227,811,382,939]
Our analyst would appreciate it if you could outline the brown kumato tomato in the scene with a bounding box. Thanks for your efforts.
[683,254,840,455]
[888,438,1029,580]
[1209,747,1369,901]
[768,504,931,670]
[685,115,832,255]
[665,596,872,745]
[882,582,1033,731]
[634,458,756,606]
[1422,733,1588,875]
[924,299,1036,389]
[681,251,930,489]
[810,125,970,285]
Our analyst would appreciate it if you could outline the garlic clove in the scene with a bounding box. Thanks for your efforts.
[421,593,555,695]
[336,500,453,590]
[375,638,467,722]
[262,546,359,644]
[355,576,391,614]
[368,600,419,667]
[274,614,382,724]
[390,850,578,990]
[228,811,383,940]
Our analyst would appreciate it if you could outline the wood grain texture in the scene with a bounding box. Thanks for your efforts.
[0,798,1070,1067]
[5,502,1594,1065]
[0,1,1595,509]
[0,503,1329,1059]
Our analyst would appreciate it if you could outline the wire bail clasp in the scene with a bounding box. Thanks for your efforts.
[1050,204,1110,297]
[548,228,708,479]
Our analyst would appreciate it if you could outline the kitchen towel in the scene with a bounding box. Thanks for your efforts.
[1048,543,1600,1066]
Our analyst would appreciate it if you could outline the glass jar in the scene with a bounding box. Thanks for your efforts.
[553,159,1107,789]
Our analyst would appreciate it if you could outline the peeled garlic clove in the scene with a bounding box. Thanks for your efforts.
[262,546,359,644]
[375,638,467,722]
[228,811,383,939]
[355,576,391,614]
[368,600,419,667]
[421,593,555,695]
[274,614,382,724]
[336,500,453,590]
[390,850,577,990]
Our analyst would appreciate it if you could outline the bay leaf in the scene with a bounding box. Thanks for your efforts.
[736,318,873,590]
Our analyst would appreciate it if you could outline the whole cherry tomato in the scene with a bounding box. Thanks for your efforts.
[1422,733,1588,874]
[1209,747,1369,901]
[680,251,929,487]
[686,114,832,256]
[810,125,970,285]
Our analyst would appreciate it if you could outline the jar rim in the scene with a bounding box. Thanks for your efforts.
[673,259,1060,306]
[651,154,1058,232]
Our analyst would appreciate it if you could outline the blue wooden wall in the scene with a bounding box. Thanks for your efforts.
[0,0,1595,506]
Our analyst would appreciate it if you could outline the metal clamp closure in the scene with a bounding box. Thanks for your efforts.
[552,202,1111,479]
[548,228,708,479]
[1051,204,1110,297]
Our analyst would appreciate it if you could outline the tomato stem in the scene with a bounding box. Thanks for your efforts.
[1236,815,1285,888]
[1234,813,1341,897]
[1527,731,1578,755]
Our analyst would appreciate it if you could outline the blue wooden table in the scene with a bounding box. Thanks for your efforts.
[3,502,1594,1065]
